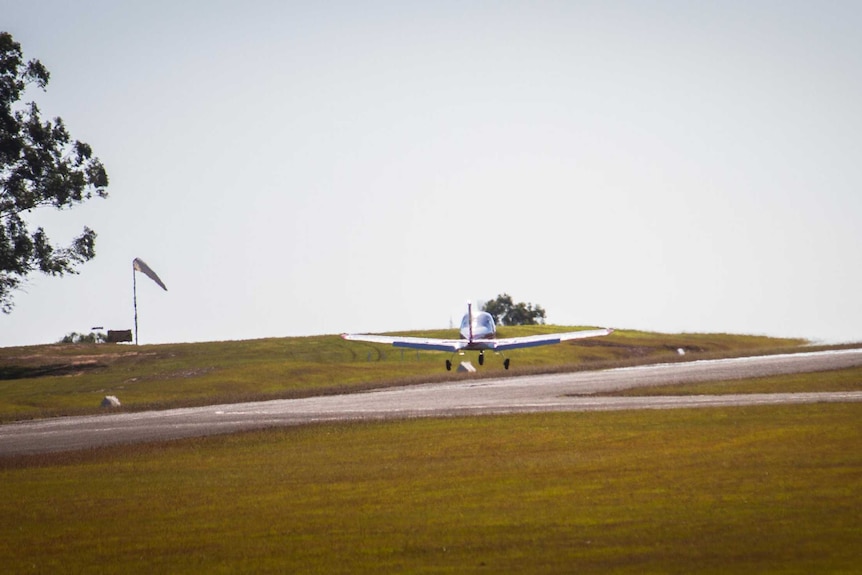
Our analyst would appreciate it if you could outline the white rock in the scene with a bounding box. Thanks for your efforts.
[101,395,121,408]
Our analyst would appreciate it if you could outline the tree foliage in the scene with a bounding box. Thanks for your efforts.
[0,31,109,313]
[482,293,546,326]
[59,331,106,344]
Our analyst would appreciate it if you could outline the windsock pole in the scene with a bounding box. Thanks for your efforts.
[133,262,138,345]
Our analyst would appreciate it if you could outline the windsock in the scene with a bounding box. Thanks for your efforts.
[133,258,167,291]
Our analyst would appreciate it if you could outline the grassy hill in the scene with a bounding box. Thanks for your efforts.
[0,326,813,422]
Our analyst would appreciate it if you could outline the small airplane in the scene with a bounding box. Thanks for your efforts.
[342,302,613,370]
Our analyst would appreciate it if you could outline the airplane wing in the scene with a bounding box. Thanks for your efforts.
[490,328,614,351]
[341,328,612,353]
[341,333,468,353]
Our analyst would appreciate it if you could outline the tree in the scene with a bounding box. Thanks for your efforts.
[482,293,546,326]
[0,32,109,313]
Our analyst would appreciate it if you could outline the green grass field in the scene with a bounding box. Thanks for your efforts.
[2,403,860,573]
[1,330,860,573]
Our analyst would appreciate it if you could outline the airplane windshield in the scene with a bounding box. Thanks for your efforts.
[476,314,494,331]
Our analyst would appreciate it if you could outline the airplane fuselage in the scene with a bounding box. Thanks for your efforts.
[459,303,496,348]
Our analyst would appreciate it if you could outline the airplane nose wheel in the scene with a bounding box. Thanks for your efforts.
[478,351,485,366]
[504,358,510,370]
[446,359,452,371]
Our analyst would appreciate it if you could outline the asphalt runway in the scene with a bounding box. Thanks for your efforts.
[2,349,861,457]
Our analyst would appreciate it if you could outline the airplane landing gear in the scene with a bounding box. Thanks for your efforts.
[478,351,485,366]
[446,359,452,371]
[504,358,510,370]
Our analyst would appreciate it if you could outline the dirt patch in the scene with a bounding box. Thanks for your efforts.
[0,349,160,381]
[11,351,152,363]
[0,362,106,380]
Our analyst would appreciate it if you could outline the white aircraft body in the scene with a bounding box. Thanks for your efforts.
[342,302,613,370]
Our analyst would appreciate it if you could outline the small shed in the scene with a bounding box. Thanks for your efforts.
[106,330,133,343]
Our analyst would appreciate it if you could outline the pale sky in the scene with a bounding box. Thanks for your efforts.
[2,1,860,346]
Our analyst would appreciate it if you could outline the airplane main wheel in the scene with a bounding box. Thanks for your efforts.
[478,352,485,366]
[504,358,510,370]
[446,360,452,371]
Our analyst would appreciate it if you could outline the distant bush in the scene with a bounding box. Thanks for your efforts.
[59,332,106,344]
